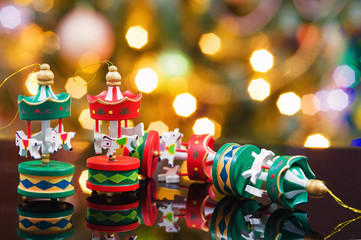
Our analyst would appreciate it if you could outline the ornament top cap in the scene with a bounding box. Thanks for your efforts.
[37,63,54,86]
[106,65,122,86]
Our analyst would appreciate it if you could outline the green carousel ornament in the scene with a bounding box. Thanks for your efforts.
[212,144,333,209]
[16,64,76,200]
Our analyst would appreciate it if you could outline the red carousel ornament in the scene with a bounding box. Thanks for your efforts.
[86,66,141,193]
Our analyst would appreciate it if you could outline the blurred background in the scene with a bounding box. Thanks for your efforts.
[0,0,361,147]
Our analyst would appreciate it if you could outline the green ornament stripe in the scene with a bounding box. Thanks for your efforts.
[87,209,137,226]
[88,169,138,185]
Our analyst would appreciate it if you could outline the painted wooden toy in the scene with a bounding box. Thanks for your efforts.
[17,200,74,240]
[86,192,139,238]
[212,143,328,209]
[16,64,75,200]
[158,133,216,183]
[86,66,141,192]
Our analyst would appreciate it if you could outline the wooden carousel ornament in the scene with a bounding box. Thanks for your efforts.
[158,132,216,183]
[212,143,329,209]
[16,64,75,200]
[86,66,141,193]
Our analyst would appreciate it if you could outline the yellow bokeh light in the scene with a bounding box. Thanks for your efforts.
[26,71,39,95]
[277,92,301,116]
[250,49,273,73]
[135,68,158,93]
[33,0,54,13]
[41,31,60,54]
[193,117,222,139]
[79,109,93,130]
[247,78,270,101]
[304,134,330,148]
[65,76,87,99]
[78,52,101,74]
[125,25,148,49]
[173,93,197,117]
[79,170,91,194]
[199,33,221,55]
[301,94,320,115]
[147,121,169,135]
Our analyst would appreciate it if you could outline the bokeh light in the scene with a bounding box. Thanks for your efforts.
[193,117,215,135]
[79,170,91,194]
[41,31,60,54]
[33,0,53,13]
[126,25,148,49]
[57,8,114,61]
[277,92,301,116]
[147,121,169,135]
[301,94,320,115]
[158,50,191,77]
[173,93,197,117]
[0,5,21,29]
[333,65,360,88]
[304,134,330,148]
[26,71,39,95]
[135,68,158,93]
[247,78,270,101]
[315,90,330,112]
[327,89,349,111]
[193,117,222,139]
[79,109,93,130]
[198,33,221,55]
[65,76,87,99]
[78,52,101,73]
[250,49,273,73]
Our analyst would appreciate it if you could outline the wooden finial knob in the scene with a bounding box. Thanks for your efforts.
[106,65,122,86]
[37,63,54,86]
[306,179,328,197]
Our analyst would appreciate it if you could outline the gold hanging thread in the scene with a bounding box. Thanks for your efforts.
[0,63,41,130]
[72,60,114,86]
[325,215,361,239]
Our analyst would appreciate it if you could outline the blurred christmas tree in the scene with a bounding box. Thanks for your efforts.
[0,0,360,147]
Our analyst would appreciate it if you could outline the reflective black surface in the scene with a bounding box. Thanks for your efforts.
[2,140,361,239]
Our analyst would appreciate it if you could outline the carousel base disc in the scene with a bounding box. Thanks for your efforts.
[17,160,75,199]
[17,229,73,240]
[86,221,138,233]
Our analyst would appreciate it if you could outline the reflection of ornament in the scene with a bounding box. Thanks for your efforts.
[16,64,75,200]
[210,197,322,240]
[17,200,74,240]
[86,192,139,235]
[137,179,158,226]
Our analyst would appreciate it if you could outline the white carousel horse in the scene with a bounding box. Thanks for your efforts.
[15,131,41,159]
[157,201,180,232]
[159,128,183,167]
[100,134,139,158]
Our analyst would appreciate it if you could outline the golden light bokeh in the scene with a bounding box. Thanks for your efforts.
[33,0,54,13]
[304,134,330,148]
[78,52,101,73]
[277,92,301,116]
[198,33,221,55]
[125,25,148,49]
[79,170,91,194]
[65,76,87,99]
[192,117,221,139]
[173,93,197,117]
[25,71,39,95]
[147,121,169,135]
[301,94,320,115]
[250,49,273,73]
[247,78,270,101]
[135,68,158,93]
[78,109,93,130]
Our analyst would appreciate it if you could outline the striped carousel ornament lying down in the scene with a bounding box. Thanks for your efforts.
[212,143,361,213]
